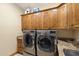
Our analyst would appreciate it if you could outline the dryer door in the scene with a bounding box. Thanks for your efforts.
[23,33,33,48]
[38,36,54,52]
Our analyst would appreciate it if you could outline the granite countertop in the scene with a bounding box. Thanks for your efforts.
[57,40,79,56]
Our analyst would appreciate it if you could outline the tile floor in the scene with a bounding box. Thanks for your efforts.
[14,53,33,56]
[14,53,23,56]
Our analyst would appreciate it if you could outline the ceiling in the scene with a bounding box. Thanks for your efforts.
[15,3,61,11]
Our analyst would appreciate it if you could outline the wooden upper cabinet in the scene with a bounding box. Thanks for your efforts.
[21,15,31,30]
[57,4,68,29]
[21,14,38,30]
[33,12,44,29]
[43,11,50,29]
[42,9,57,29]
[66,3,74,28]
[30,14,37,29]
[49,9,57,29]
[21,8,58,30]
[21,12,44,30]
[66,3,79,28]
[21,3,79,30]
[58,3,79,28]
[72,4,79,26]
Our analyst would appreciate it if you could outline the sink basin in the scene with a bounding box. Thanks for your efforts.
[63,49,79,56]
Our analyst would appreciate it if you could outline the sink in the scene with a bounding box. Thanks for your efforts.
[63,49,79,56]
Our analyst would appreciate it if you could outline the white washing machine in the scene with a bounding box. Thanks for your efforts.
[23,30,36,56]
[37,30,57,56]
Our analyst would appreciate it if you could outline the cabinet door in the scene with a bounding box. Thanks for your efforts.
[67,3,74,28]
[30,14,37,29]
[65,3,79,28]
[72,4,79,25]
[31,10,57,30]
[57,4,68,29]
[33,12,44,29]
[43,11,50,29]
[21,15,31,30]
[48,9,57,29]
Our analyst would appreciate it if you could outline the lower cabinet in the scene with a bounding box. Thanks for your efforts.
[17,36,24,54]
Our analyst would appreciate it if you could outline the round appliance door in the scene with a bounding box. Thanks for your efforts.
[38,36,54,52]
[23,33,33,48]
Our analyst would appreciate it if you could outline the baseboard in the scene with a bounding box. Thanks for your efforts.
[10,51,17,56]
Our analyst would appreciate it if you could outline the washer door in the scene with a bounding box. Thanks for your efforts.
[24,33,33,47]
[38,36,54,52]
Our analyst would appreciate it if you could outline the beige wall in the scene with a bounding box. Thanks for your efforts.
[0,3,23,56]
[15,3,61,12]
[57,30,73,38]
[57,29,79,42]
[73,29,79,42]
